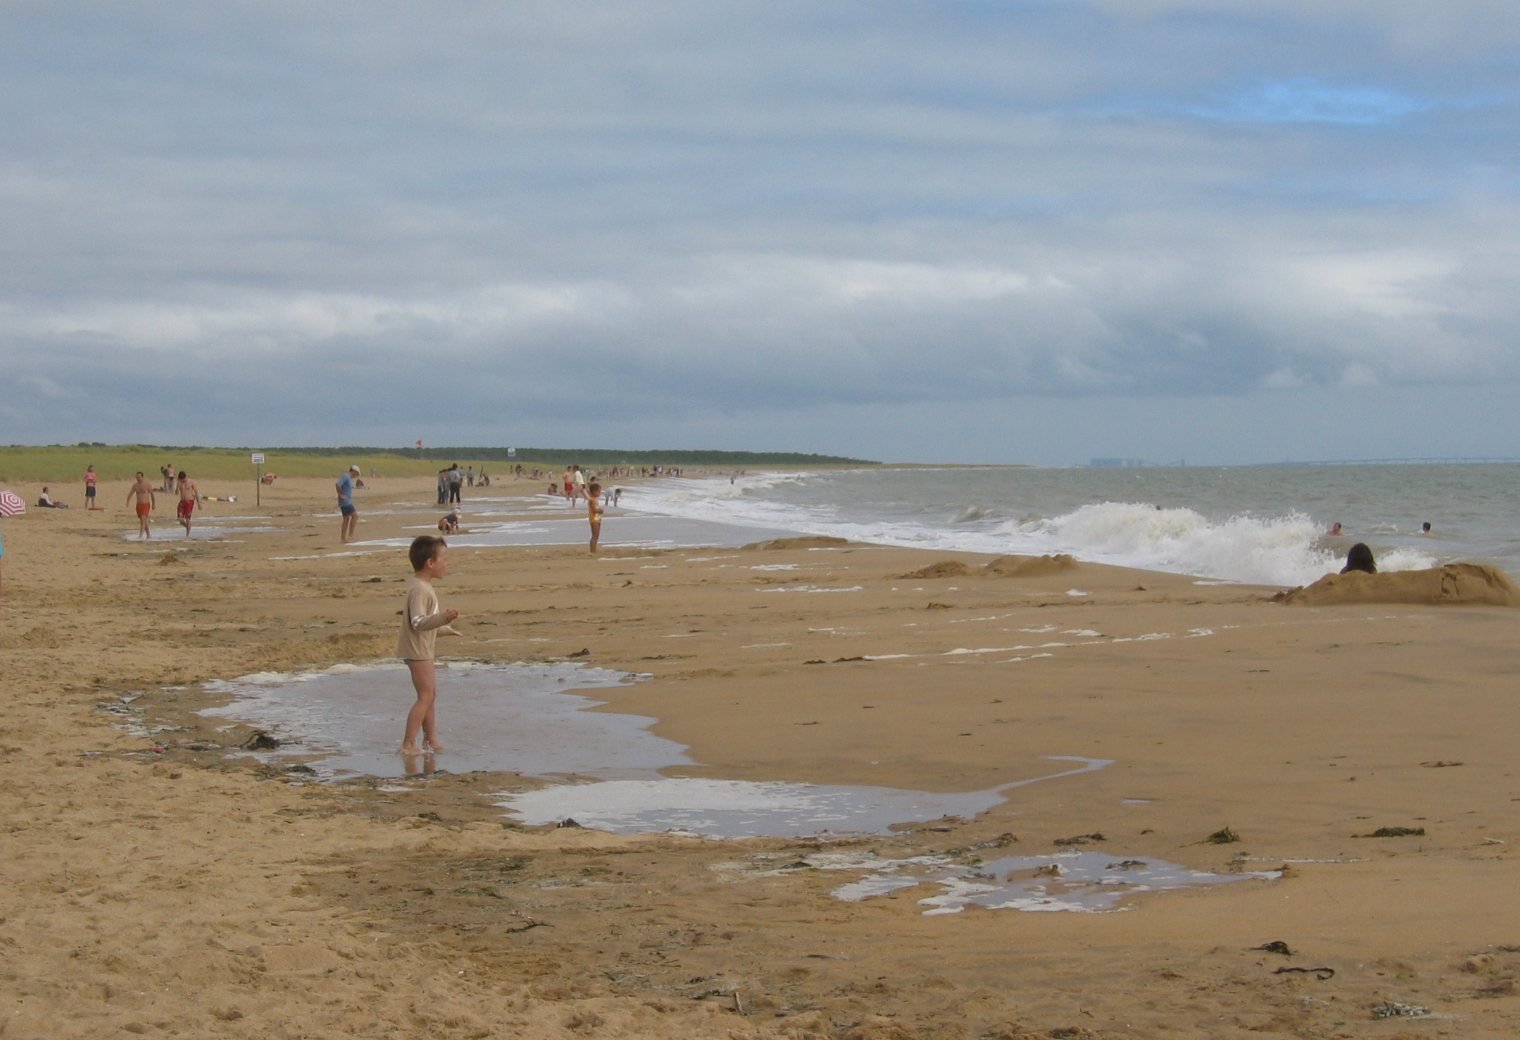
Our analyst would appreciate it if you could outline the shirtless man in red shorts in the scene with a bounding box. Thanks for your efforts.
[175,470,199,538]
[126,471,157,539]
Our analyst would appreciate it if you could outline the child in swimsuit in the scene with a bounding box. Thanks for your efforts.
[587,482,604,554]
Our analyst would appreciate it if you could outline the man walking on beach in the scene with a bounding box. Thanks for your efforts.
[337,464,360,543]
[126,471,156,539]
[175,470,199,538]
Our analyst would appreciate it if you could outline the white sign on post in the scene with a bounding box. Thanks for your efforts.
[251,452,265,465]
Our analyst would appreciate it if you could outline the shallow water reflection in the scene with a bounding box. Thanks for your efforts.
[821,849,1279,914]
[357,513,801,550]
[497,756,1107,839]
[198,662,680,780]
[196,664,1110,841]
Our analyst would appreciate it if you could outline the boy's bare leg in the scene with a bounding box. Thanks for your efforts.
[401,659,438,753]
[422,694,445,751]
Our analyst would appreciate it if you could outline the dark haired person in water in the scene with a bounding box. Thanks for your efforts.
[1341,542,1376,575]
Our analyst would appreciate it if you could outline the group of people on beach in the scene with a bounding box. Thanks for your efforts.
[29,463,203,539]
[434,463,489,506]
[123,467,200,539]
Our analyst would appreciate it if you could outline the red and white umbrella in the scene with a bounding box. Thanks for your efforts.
[0,489,26,516]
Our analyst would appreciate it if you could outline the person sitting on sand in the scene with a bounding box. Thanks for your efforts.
[37,487,66,508]
[1341,542,1376,575]
[438,509,460,534]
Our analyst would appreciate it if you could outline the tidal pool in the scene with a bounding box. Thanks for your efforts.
[498,756,1109,839]
[821,849,1280,915]
[198,662,676,780]
[193,664,1111,841]
[187,664,1281,912]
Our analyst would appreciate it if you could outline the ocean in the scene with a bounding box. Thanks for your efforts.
[619,462,1520,588]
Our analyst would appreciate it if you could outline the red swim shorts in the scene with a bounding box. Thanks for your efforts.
[177,498,195,519]
[136,502,151,519]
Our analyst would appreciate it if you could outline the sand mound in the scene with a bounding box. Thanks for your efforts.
[1278,563,1520,607]
[985,553,1079,577]
[901,561,972,579]
[742,536,850,551]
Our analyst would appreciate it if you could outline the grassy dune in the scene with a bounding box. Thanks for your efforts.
[0,446,446,484]
[0,444,873,485]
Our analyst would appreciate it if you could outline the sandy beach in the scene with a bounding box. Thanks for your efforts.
[3,474,1519,1038]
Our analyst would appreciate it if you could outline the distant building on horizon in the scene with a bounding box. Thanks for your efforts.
[1088,457,1145,468]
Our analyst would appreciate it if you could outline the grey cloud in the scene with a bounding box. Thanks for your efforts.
[2,1,1518,463]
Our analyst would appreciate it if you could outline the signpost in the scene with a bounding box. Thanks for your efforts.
[252,452,265,507]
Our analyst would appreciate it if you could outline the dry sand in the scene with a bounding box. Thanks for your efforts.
[3,475,1519,1038]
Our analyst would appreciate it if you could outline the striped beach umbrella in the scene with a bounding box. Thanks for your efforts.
[0,489,25,516]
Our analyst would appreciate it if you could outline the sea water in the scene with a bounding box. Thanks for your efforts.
[621,462,1520,587]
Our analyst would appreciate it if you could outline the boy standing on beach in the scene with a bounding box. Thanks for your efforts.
[397,535,462,755]
[587,481,604,554]
[126,471,156,539]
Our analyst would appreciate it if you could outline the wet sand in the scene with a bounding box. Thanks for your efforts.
[3,475,1520,1038]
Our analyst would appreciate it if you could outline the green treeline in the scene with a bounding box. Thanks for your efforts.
[0,444,876,483]
[369,446,874,467]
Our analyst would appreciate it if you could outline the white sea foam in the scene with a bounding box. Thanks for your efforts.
[626,469,1464,586]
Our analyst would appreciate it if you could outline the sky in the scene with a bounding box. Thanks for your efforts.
[3,1,1518,466]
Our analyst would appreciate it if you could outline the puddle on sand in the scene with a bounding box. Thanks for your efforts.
[197,662,681,780]
[191,665,1278,911]
[498,756,1108,839]
[814,849,1280,915]
[190,665,1110,841]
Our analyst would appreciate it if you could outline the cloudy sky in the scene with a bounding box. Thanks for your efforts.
[3,1,1518,465]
